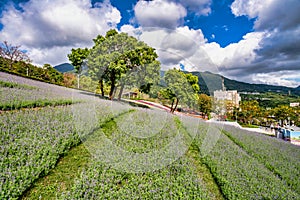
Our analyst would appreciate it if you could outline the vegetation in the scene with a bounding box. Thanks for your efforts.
[67,48,89,74]
[0,102,132,199]
[227,100,300,126]
[241,92,300,108]
[1,33,300,199]
[221,125,300,194]
[0,99,76,111]
[196,126,299,199]
[191,71,300,96]
[0,56,64,85]
[1,74,300,199]
[67,29,161,100]
[197,93,212,117]
[0,80,36,90]
[0,41,31,70]
[159,69,199,113]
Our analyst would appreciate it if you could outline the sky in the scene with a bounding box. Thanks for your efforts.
[0,0,299,87]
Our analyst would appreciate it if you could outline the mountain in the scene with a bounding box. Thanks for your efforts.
[54,63,74,73]
[54,63,299,96]
[190,71,300,96]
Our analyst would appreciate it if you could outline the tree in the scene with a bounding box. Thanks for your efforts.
[67,48,89,88]
[238,100,261,124]
[0,41,31,70]
[198,94,212,118]
[116,49,160,100]
[42,64,63,84]
[63,73,76,87]
[163,69,199,113]
[185,73,200,93]
[88,29,160,100]
[271,105,295,126]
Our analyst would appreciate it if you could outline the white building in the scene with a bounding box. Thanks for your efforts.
[214,90,241,108]
[290,102,300,107]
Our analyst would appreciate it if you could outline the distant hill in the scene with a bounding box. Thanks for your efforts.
[54,63,299,96]
[54,63,74,73]
[190,71,300,96]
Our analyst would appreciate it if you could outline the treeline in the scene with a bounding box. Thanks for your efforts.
[67,29,214,116]
[241,92,300,108]
[227,100,300,127]
[0,56,99,92]
[0,57,63,85]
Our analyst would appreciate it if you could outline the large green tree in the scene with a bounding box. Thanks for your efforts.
[67,47,89,88]
[117,51,160,100]
[163,69,199,113]
[198,93,212,117]
[238,100,261,124]
[88,29,160,100]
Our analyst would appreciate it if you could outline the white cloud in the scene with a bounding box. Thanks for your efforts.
[252,72,300,88]
[230,0,300,87]
[231,0,268,19]
[121,25,208,68]
[134,0,186,29]
[0,0,298,87]
[203,32,264,68]
[231,0,300,31]
[0,0,121,66]
[28,46,74,66]
[177,0,212,15]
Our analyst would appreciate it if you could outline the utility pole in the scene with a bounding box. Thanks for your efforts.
[222,77,226,91]
[77,73,80,89]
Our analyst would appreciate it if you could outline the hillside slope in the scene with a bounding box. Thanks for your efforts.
[191,71,300,96]
[54,63,74,73]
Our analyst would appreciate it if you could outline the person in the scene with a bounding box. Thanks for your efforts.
[275,123,279,137]
[270,123,275,134]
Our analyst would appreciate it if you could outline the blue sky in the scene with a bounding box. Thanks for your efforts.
[0,0,299,87]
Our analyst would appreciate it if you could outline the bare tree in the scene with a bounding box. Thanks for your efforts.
[0,41,31,70]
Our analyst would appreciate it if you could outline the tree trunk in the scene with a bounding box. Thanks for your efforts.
[170,99,174,113]
[9,62,13,71]
[77,74,80,89]
[99,79,104,96]
[173,98,179,113]
[113,85,118,98]
[118,83,125,101]
[109,75,116,100]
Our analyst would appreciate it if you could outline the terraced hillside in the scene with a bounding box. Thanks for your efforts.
[1,72,299,199]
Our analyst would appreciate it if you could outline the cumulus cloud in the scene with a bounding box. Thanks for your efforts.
[177,0,212,15]
[0,0,298,87]
[134,0,186,29]
[231,0,300,31]
[252,72,300,87]
[195,31,267,83]
[229,0,300,87]
[130,0,300,87]
[0,0,121,65]
[120,25,213,71]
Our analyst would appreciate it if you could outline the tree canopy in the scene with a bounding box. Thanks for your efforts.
[198,93,212,117]
[67,48,89,74]
[87,29,160,100]
[162,69,199,113]
[0,41,31,70]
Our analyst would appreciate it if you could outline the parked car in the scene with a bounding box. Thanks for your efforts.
[277,127,291,141]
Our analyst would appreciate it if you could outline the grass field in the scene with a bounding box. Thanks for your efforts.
[1,72,300,199]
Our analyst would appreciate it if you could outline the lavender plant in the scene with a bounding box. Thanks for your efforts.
[193,123,299,199]
[221,125,300,194]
